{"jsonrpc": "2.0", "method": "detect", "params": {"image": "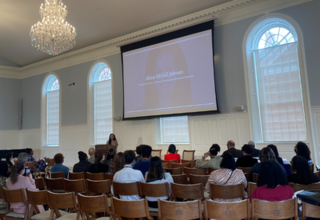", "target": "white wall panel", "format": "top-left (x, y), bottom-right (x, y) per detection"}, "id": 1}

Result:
top-left (0, 130), bottom-right (20, 150)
